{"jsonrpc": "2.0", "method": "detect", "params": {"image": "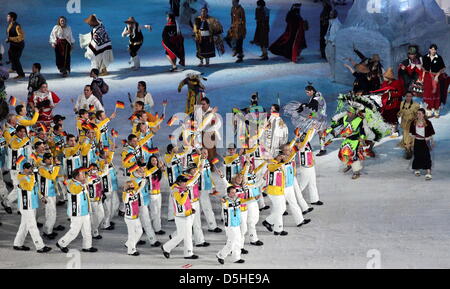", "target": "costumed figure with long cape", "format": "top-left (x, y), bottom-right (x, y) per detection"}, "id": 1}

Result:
top-left (162, 12), bottom-right (185, 72)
